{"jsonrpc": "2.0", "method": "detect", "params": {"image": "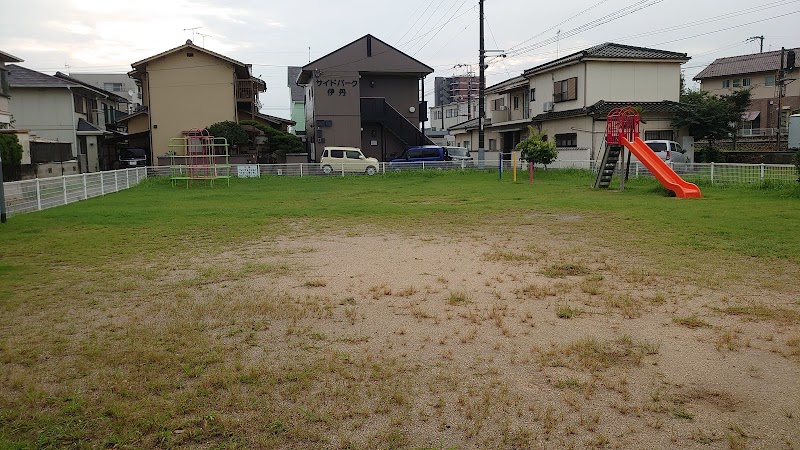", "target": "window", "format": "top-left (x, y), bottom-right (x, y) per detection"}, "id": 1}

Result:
top-left (346, 150), bottom-right (361, 159)
top-left (553, 77), bottom-right (577, 102)
top-left (330, 149), bottom-right (344, 158)
top-left (555, 133), bottom-right (577, 147)
top-left (74, 95), bottom-right (85, 114)
top-left (644, 130), bottom-right (674, 141)
top-left (743, 78), bottom-right (751, 87)
top-left (463, 141), bottom-right (470, 149)
top-left (732, 79), bottom-right (741, 87)
top-left (722, 80), bottom-right (730, 88)
top-left (765, 75), bottom-right (776, 86)
top-left (492, 98), bottom-right (505, 111)
top-left (0, 68), bottom-right (9, 97)
top-left (489, 139), bottom-right (497, 150)
top-left (530, 88), bottom-right (535, 101)
top-left (103, 82), bottom-right (124, 92)
top-left (513, 96), bottom-right (519, 110)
